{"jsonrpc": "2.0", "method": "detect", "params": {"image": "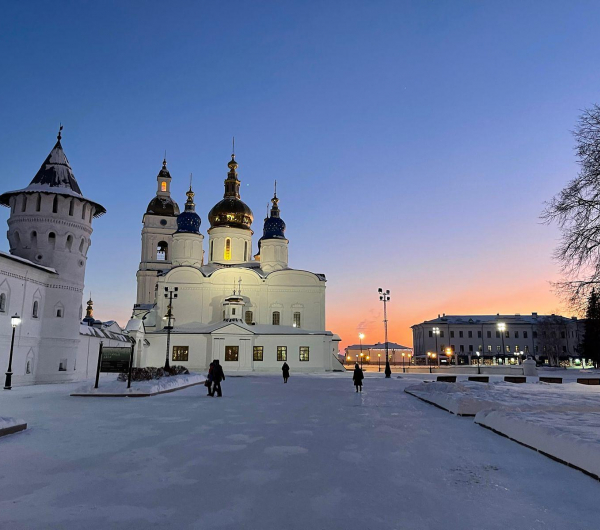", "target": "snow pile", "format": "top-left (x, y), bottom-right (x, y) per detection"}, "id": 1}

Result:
top-left (72, 372), bottom-right (204, 396)
top-left (476, 410), bottom-right (600, 479)
top-left (404, 381), bottom-right (498, 415)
